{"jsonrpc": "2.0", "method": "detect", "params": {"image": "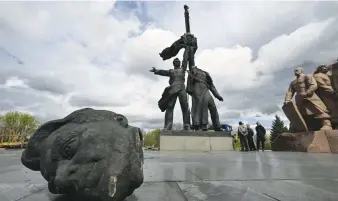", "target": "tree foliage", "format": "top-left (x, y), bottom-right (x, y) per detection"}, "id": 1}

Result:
top-left (270, 115), bottom-right (288, 145)
top-left (264, 135), bottom-right (272, 150)
top-left (0, 111), bottom-right (39, 139)
top-left (143, 129), bottom-right (160, 148)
